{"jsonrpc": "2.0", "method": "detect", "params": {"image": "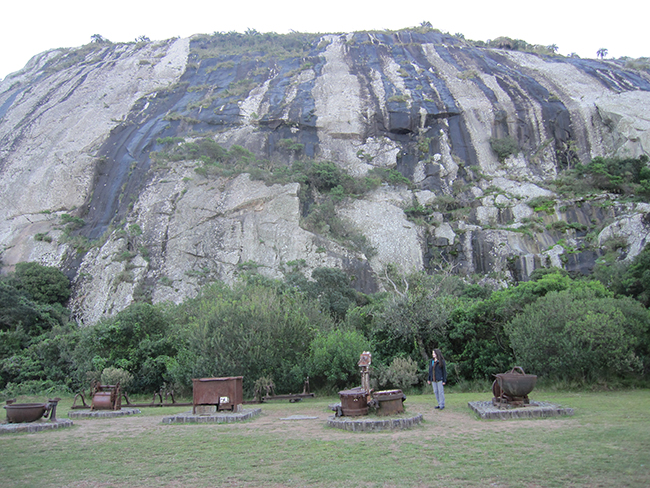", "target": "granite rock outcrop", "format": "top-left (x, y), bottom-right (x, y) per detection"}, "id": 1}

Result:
top-left (1, 29), bottom-right (649, 323)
